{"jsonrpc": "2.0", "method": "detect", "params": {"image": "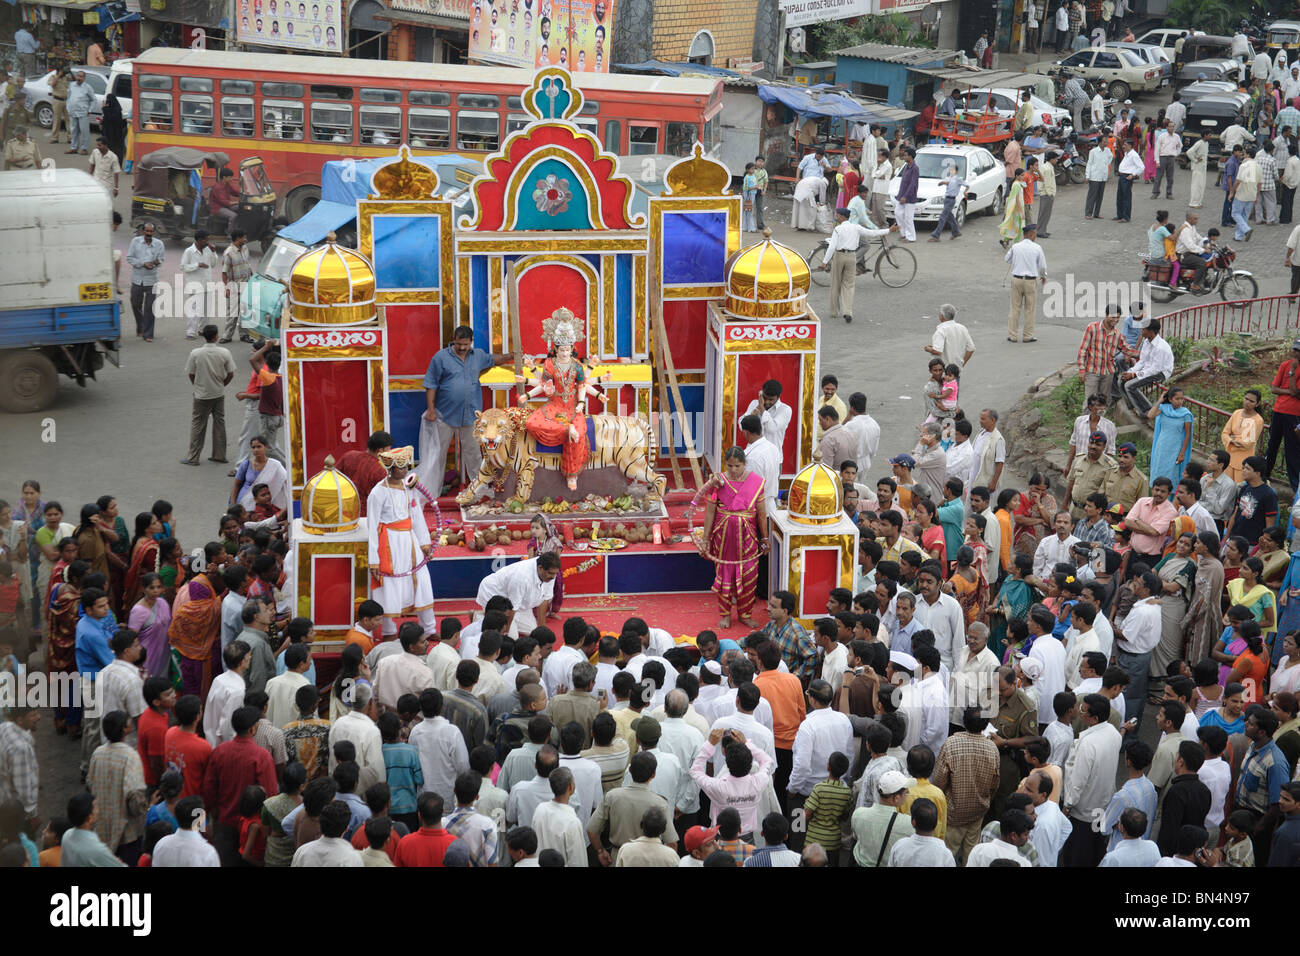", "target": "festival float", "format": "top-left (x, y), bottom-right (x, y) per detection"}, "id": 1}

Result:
top-left (284, 66), bottom-right (832, 643)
